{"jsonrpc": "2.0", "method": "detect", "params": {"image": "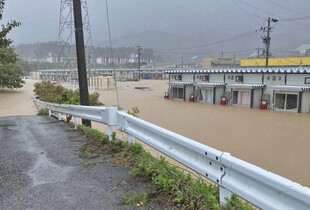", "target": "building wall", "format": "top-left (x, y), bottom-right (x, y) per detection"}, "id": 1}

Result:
top-left (287, 74), bottom-right (310, 86)
top-left (185, 85), bottom-right (194, 101)
top-left (182, 74), bottom-right (194, 82)
top-left (243, 74), bottom-right (263, 84)
top-left (253, 89), bottom-right (262, 108)
top-left (209, 74), bottom-right (225, 83)
top-left (264, 74), bottom-right (286, 86)
top-left (215, 87), bottom-right (224, 104)
top-left (225, 74), bottom-right (243, 84)
top-left (301, 92), bottom-right (310, 112)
